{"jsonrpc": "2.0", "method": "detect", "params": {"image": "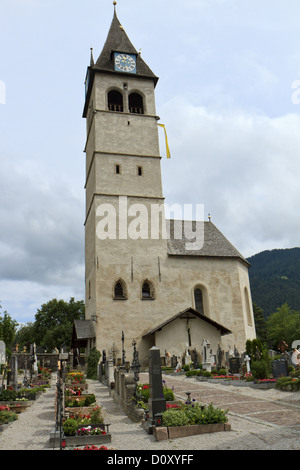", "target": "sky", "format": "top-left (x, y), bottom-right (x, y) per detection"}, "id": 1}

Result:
top-left (1, 0), bottom-right (300, 324)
